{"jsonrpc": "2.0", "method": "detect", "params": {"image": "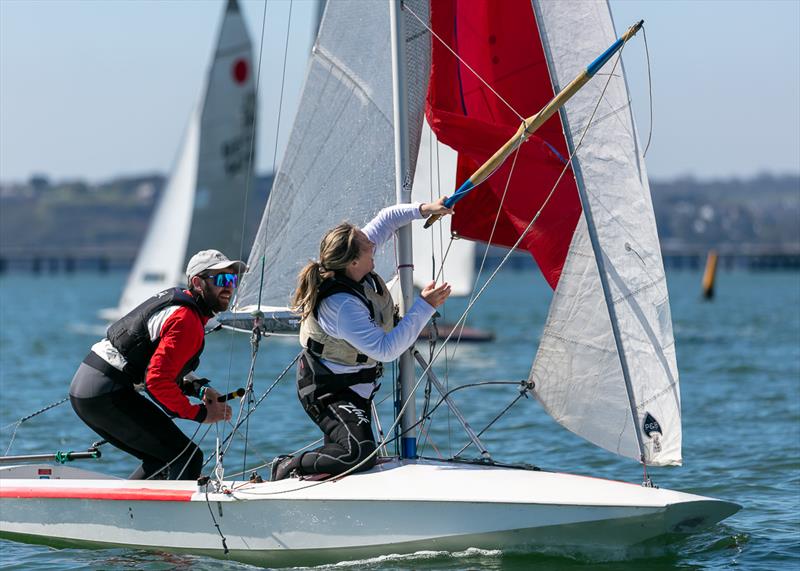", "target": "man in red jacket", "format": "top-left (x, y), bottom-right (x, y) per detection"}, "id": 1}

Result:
top-left (69, 250), bottom-right (244, 480)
